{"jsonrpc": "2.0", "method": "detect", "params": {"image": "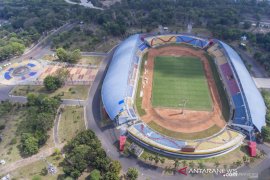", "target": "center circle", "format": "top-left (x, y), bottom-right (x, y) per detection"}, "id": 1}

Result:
top-left (12, 66), bottom-right (30, 77)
